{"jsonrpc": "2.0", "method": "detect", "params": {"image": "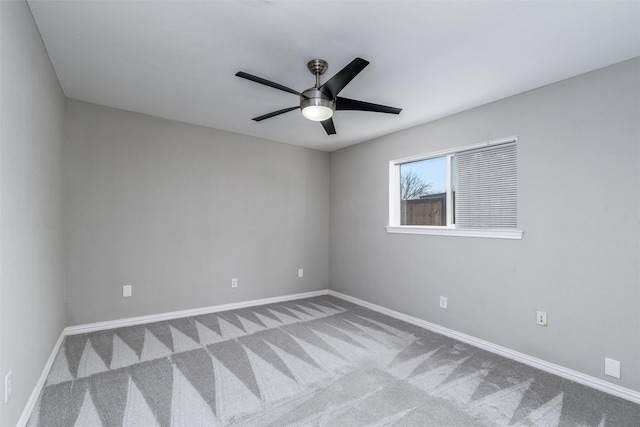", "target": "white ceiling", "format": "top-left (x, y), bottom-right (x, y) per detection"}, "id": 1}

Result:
top-left (28, 1), bottom-right (640, 152)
